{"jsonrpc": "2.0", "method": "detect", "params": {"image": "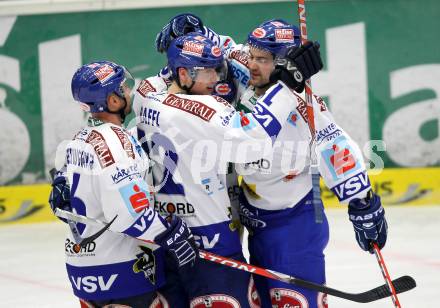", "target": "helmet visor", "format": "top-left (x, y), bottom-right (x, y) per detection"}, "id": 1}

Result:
top-left (117, 68), bottom-right (136, 102)
top-left (192, 60), bottom-right (228, 83)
